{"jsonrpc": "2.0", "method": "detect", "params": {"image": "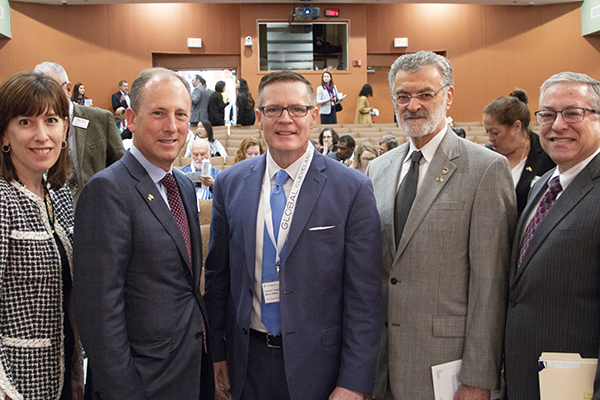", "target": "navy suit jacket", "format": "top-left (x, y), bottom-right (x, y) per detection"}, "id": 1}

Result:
top-left (74, 151), bottom-right (212, 400)
top-left (111, 91), bottom-right (129, 111)
top-left (204, 151), bottom-right (383, 400)
top-left (505, 153), bottom-right (600, 400)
